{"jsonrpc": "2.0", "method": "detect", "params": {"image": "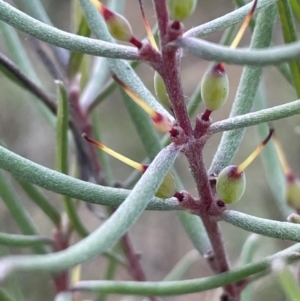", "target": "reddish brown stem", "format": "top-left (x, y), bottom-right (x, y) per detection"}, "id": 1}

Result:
top-left (121, 234), bottom-right (160, 301)
top-left (53, 227), bottom-right (69, 292)
top-left (130, 36), bottom-right (143, 49)
top-left (121, 234), bottom-right (147, 281)
top-left (202, 109), bottom-right (212, 121)
top-left (152, 1), bottom-right (237, 298)
top-left (152, 0), bottom-right (169, 47)
top-left (68, 77), bottom-right (102, 180)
